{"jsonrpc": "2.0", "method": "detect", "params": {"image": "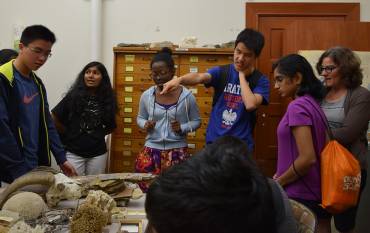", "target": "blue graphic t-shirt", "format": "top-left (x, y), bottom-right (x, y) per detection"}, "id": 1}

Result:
top-left (206, 64), bottom-right (269, 150)
top-left (14, 68), bottom-right (40, 169)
